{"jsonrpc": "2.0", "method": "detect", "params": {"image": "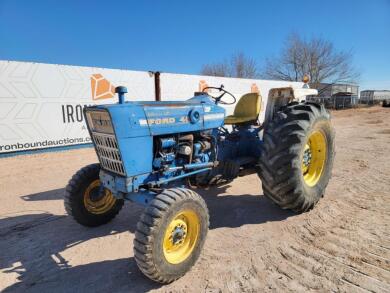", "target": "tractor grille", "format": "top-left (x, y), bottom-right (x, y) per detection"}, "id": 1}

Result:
top-left (91, 132), bottom-right (126, 176)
